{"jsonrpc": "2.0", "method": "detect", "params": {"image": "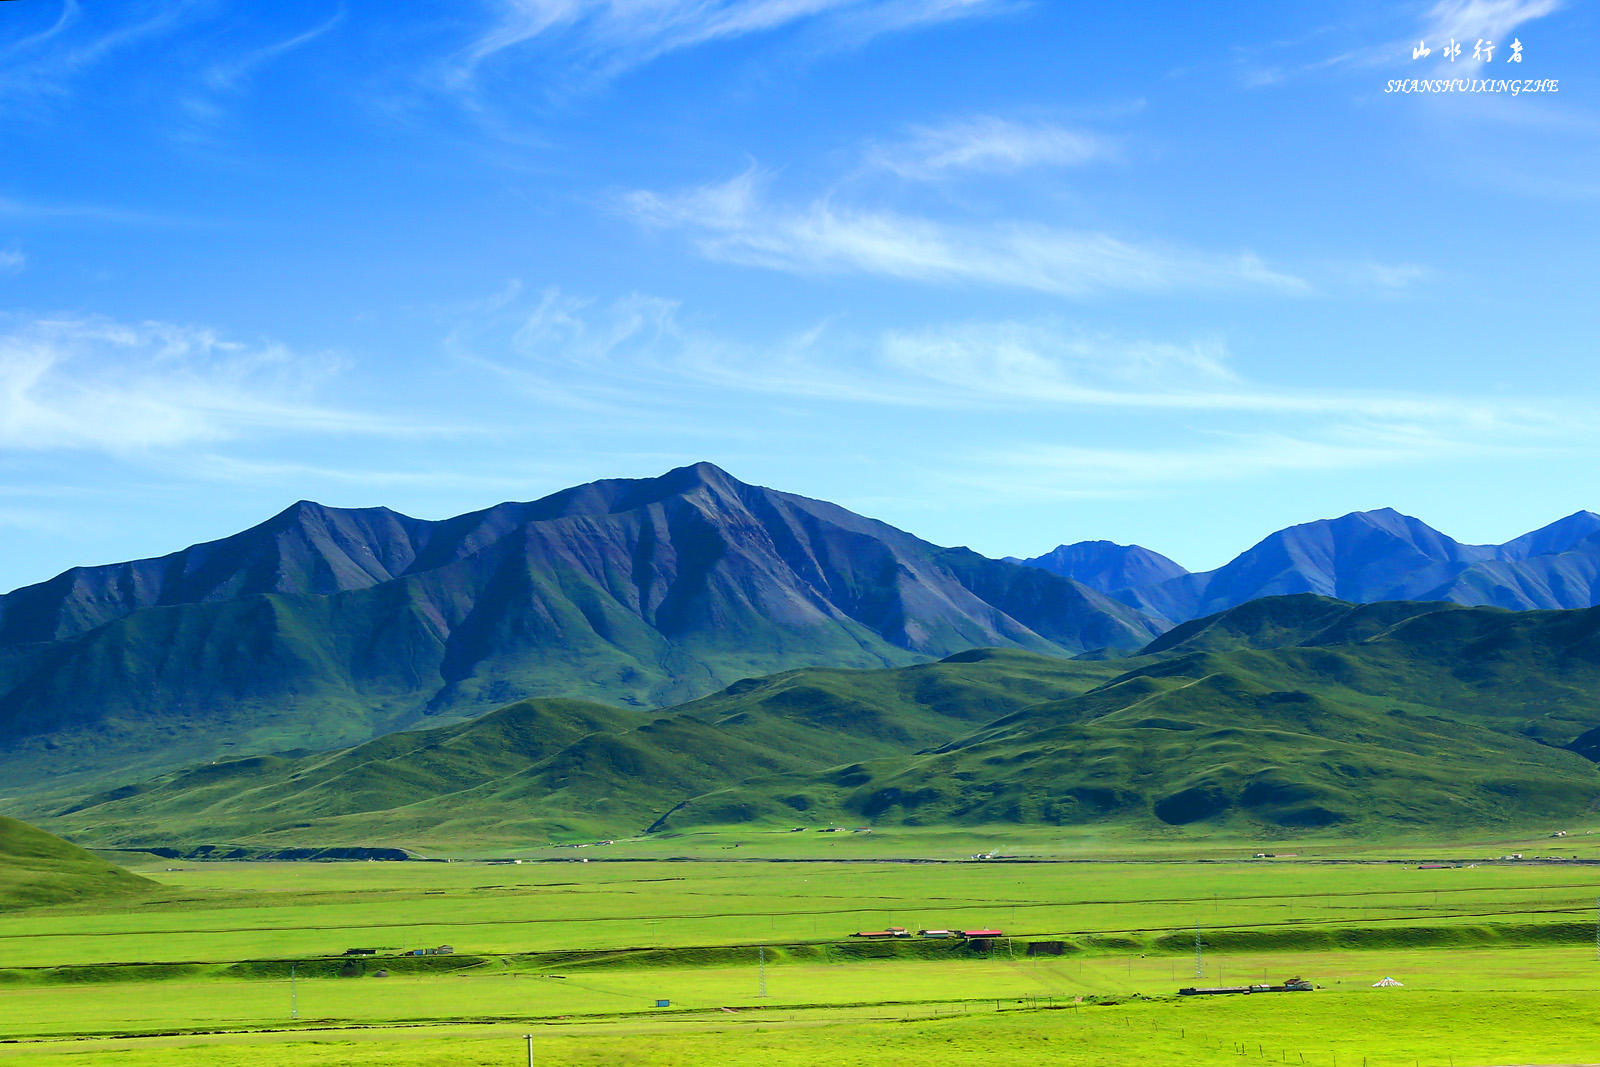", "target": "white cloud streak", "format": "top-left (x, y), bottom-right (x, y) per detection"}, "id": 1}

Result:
top-left (0, 0), bottom-right (81, 61)
top-left (0, 249), bottom-right (23, 276)
top-left (464, 287), bottom-right (1571, 440)
top-left (838, 319), bottom-right (1550, 423)
top-left (1424, 0), bottom-right (1562, 47)
top-left (0, 195), bottom-right (176, 225)
top-left (623, 169), bottom-right (1309, 297)
top-left (865, 117), bottom-right (1113, 179)
top-left (959, 423), bottom-right (1549, 501)
top-left (0, 315), bottom-right (400, 454)
top-left (456, 0), bottom-right (998, 80)
top-left (1234, 1), bottom-right (1562, 87)
top-left (0, 1), bottom-right (198, 106)
top-left (200, 7), bottom-right (344, 94)
top-left (449, 285), bottom-right (1582, 501)
top-left (175, 7), bottom-right (344, 137)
